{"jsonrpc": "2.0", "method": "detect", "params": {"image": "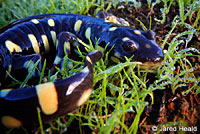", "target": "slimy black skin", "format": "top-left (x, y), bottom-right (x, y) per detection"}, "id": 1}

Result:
top-left (0, 13), bottom-right (164, 128)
